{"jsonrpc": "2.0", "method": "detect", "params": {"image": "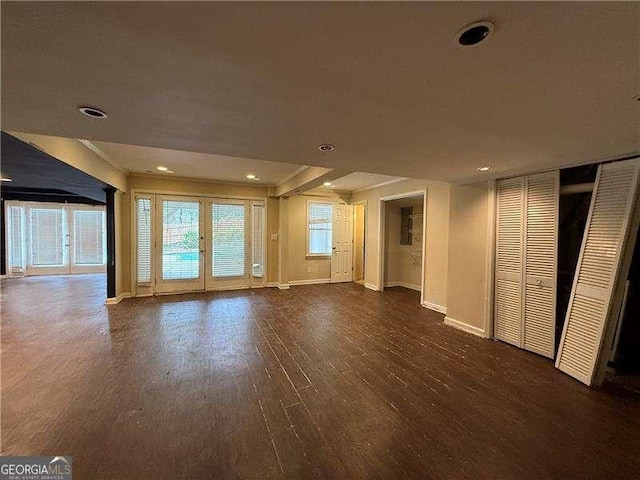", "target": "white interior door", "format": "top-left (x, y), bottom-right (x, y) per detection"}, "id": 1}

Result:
top-left (523, 171), bottom-right (559, 358)
top-left (331, 204), bottom-right (353, 283)
top-left (495, 177), bottom-right (524, 347)
top-left (556, 158), bottom-right (640, 385)
top-left (155, 196), bottom-right (205, 294)
top-left (26, 205), bottom-right (70, 275)
top-left (206, 200), bottom-right (250, 290)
